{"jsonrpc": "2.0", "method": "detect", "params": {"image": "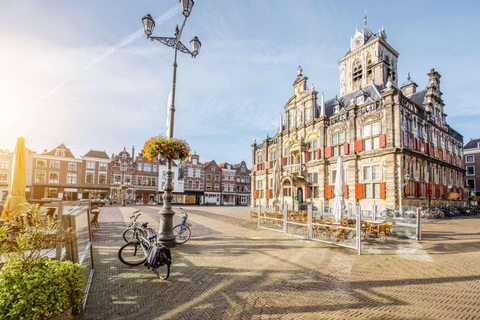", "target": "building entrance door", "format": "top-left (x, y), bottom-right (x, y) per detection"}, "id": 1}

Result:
top-left (297, 187), bottom-right (303, 203)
